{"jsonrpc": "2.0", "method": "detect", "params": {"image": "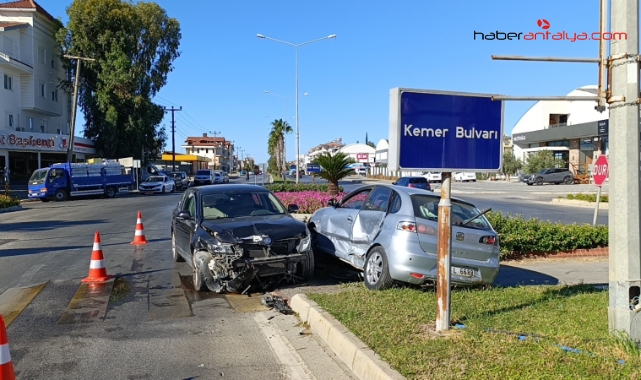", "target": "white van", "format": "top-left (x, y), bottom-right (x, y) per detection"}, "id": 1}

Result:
top-left (454, 172), bottom-right (476, 182)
